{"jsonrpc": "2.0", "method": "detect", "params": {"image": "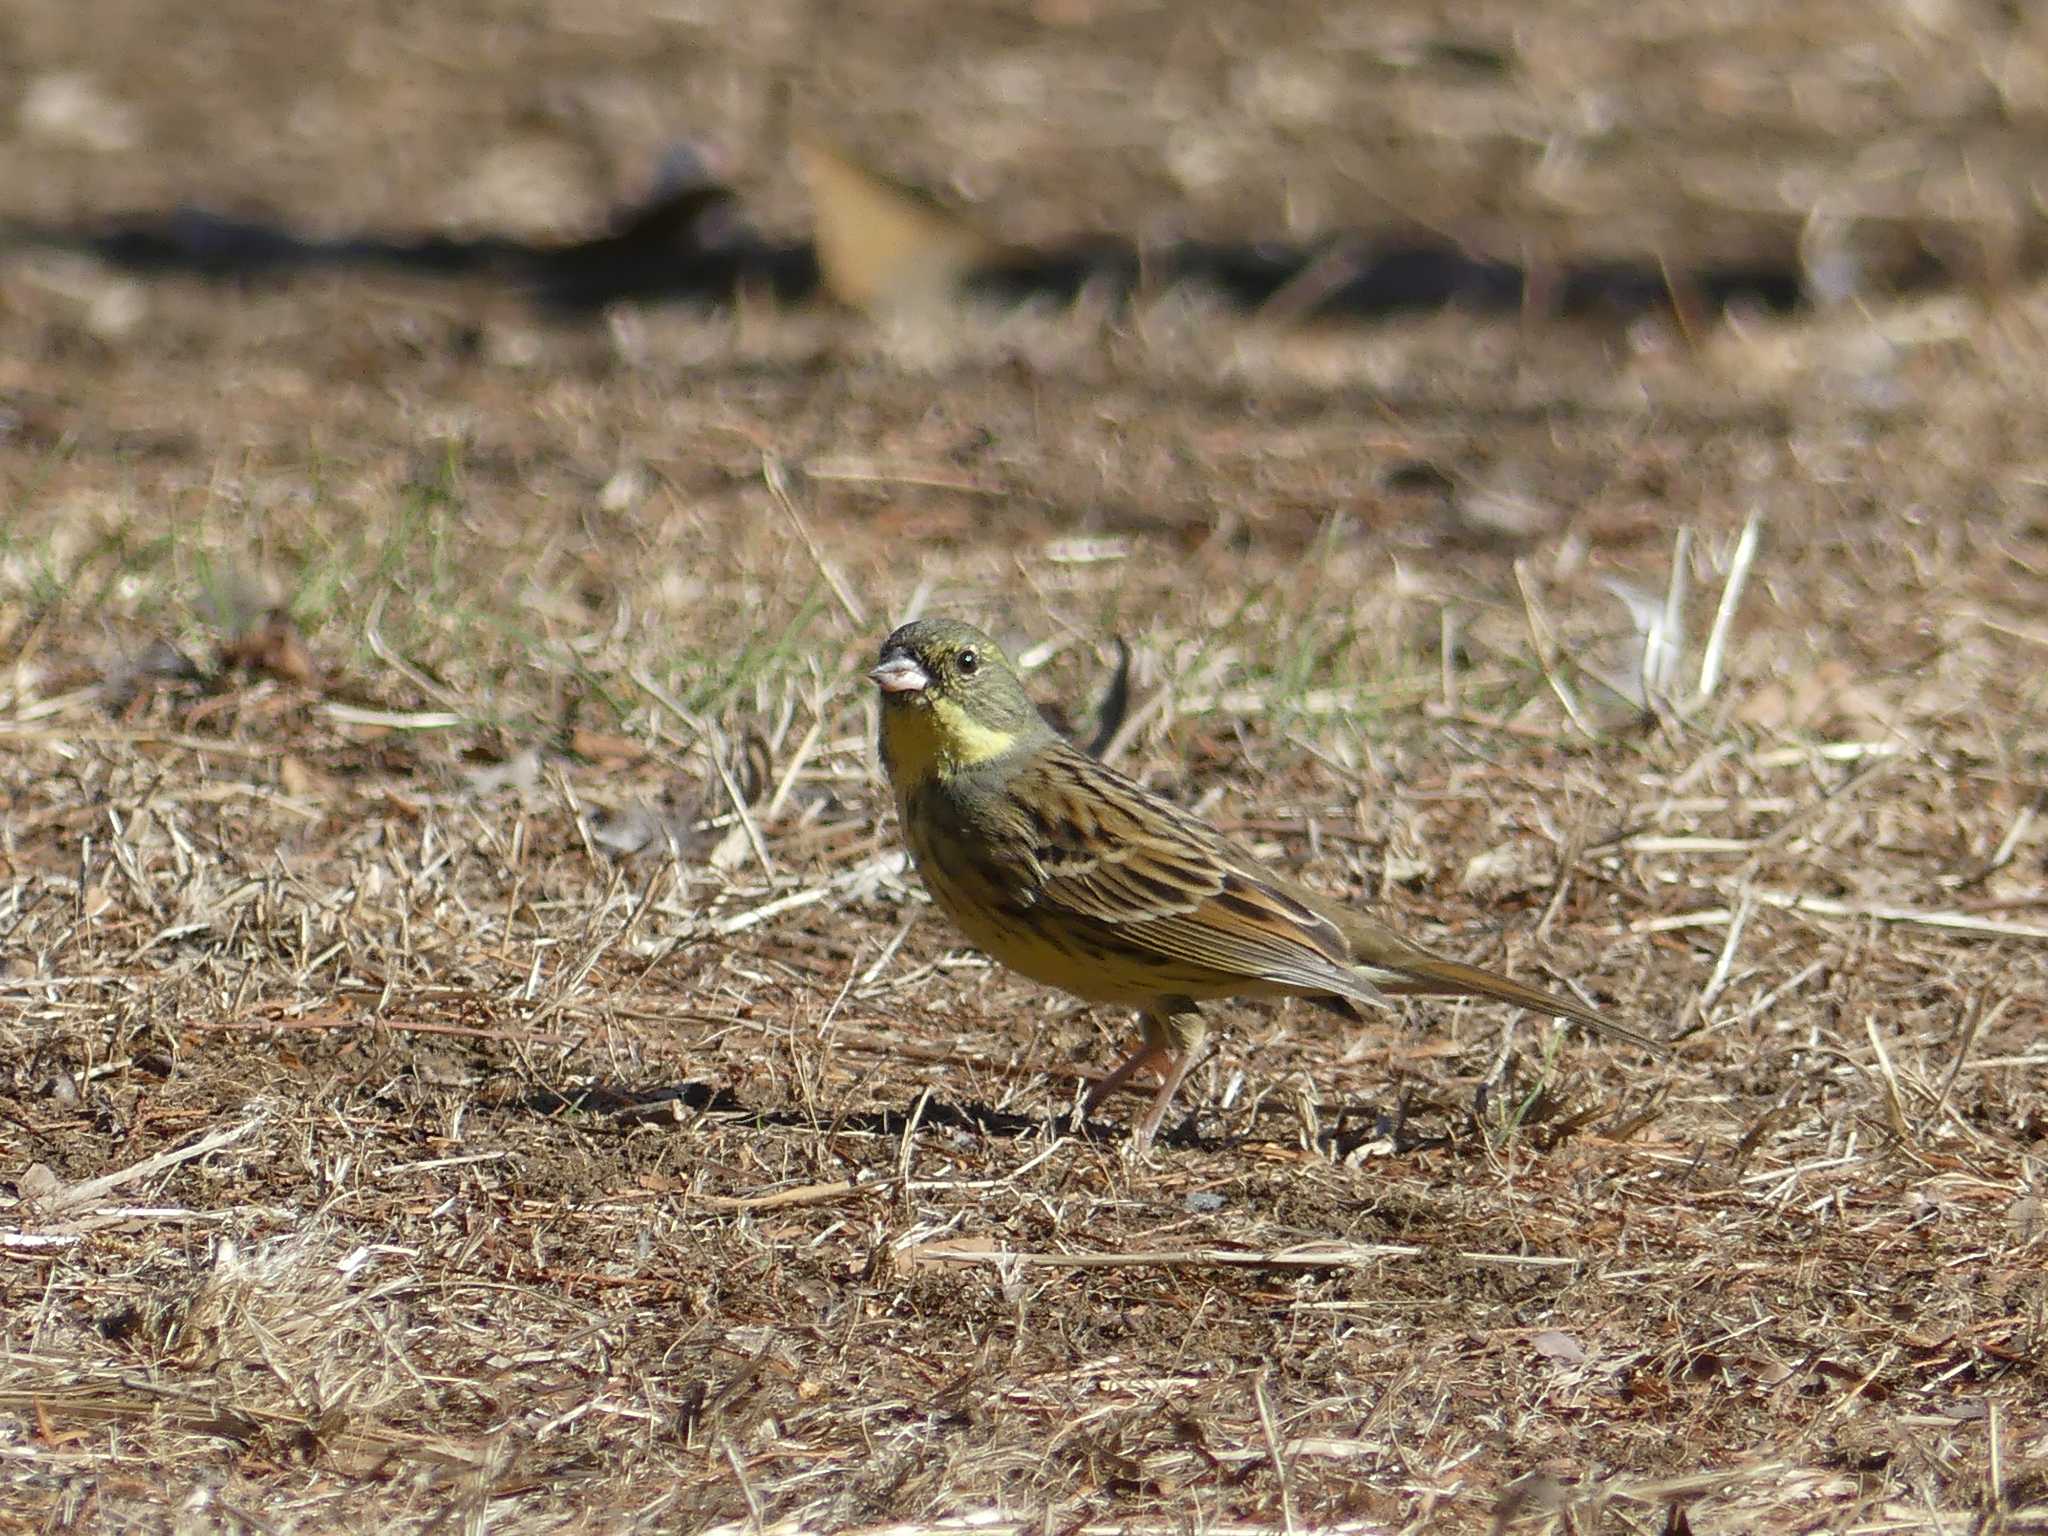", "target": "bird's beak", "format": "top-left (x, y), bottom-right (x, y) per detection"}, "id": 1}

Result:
top-left (869, 655), bottom-right (929, 695)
